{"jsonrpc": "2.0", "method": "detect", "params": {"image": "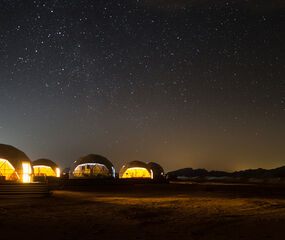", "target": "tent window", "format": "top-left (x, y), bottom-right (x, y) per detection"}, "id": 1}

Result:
top-left (73, 163), bottom-right (110, 177)
top-left (0, 158), bottom-right (19, 181)
top-left (122, 167), bottom-right (151, 179)
top-left (33, 165), bottom-right (56, 177)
